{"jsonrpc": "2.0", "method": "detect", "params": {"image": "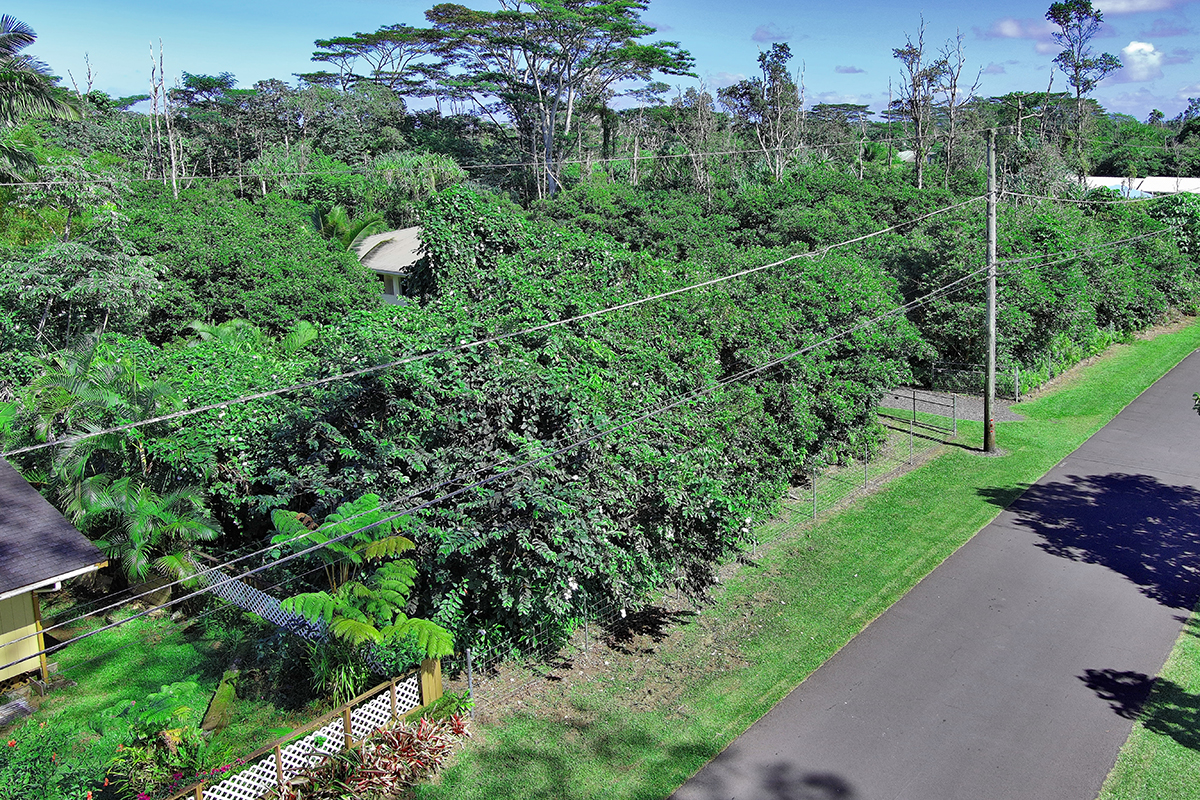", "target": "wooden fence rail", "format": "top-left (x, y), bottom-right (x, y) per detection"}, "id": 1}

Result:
top-left (167, 658), bottom-right (442, 800)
